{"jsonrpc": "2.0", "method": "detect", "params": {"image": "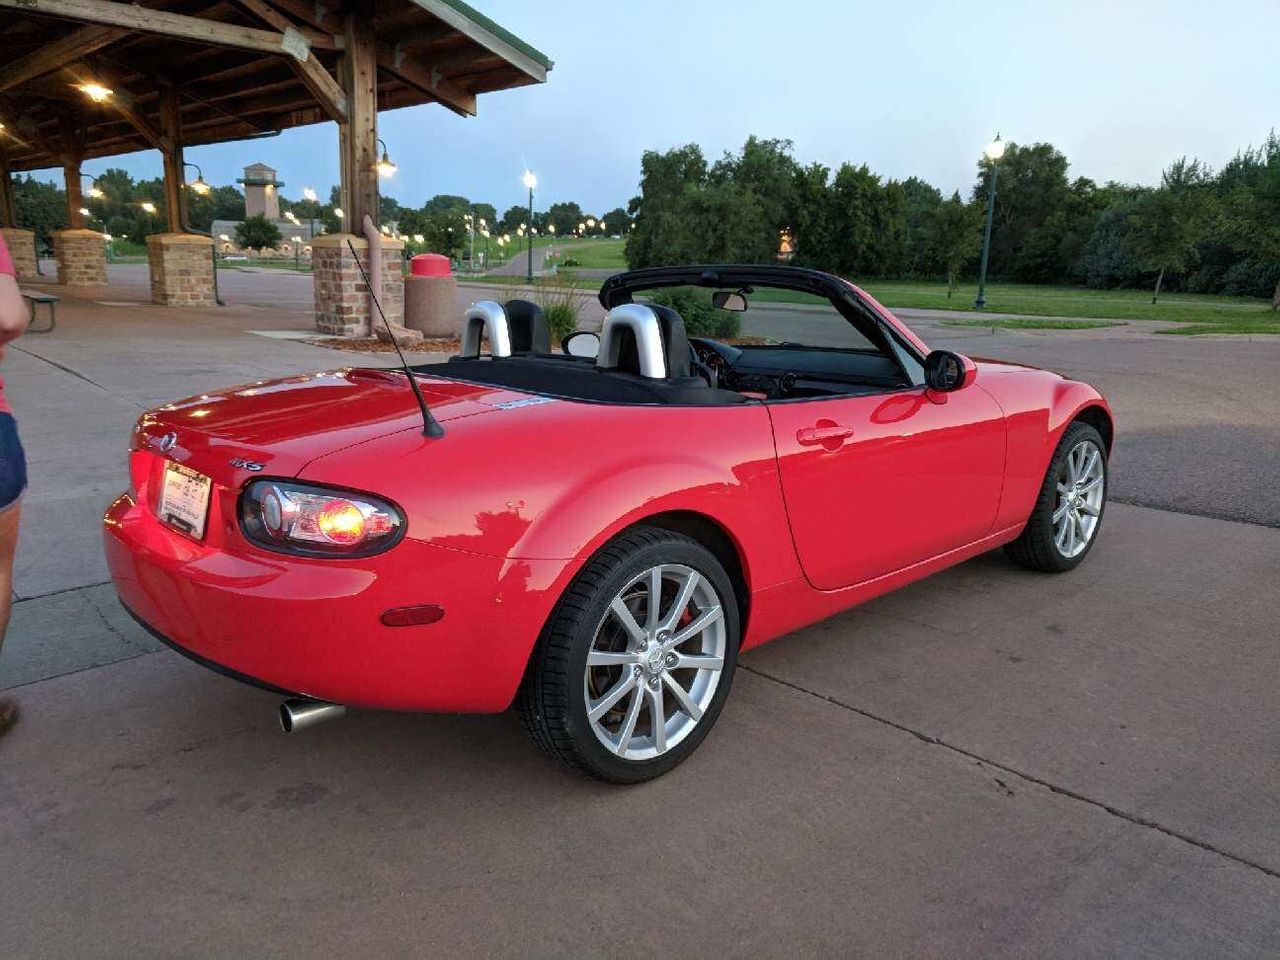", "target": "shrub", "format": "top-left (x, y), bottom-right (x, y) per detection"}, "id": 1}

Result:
top-left (513, 281), bottom-right (590, 344)
top-left (649, 287), bottom-right (742, 339)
